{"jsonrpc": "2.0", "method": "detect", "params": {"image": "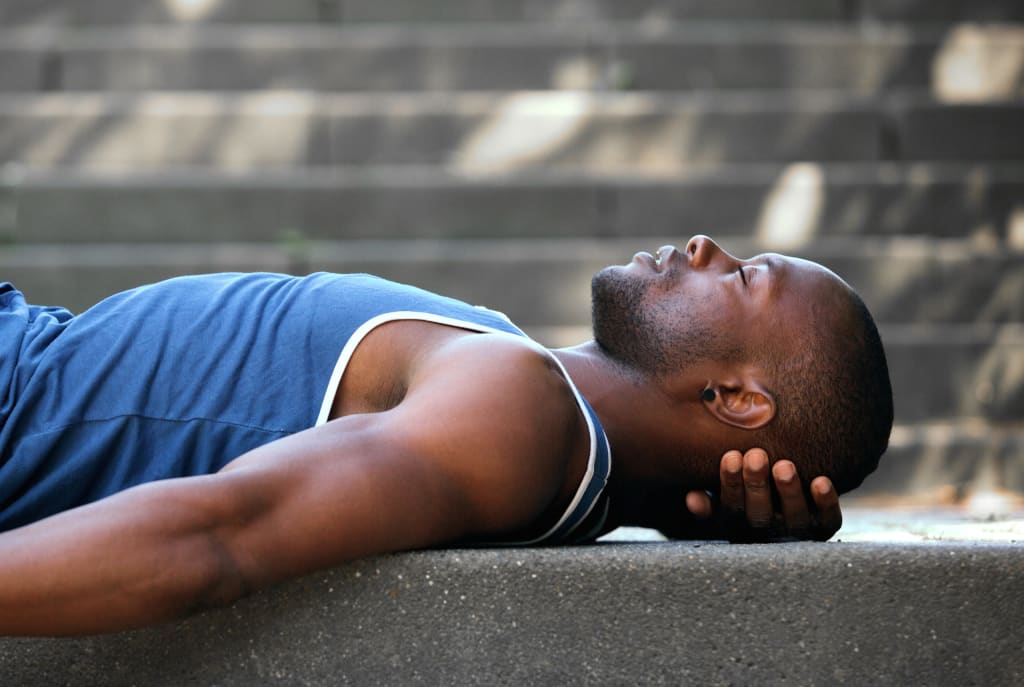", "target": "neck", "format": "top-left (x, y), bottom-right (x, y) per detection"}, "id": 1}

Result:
top-left (552, 340), bottom-right (728, 531)
top-left (550, 340), bottom-right (711, 489)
